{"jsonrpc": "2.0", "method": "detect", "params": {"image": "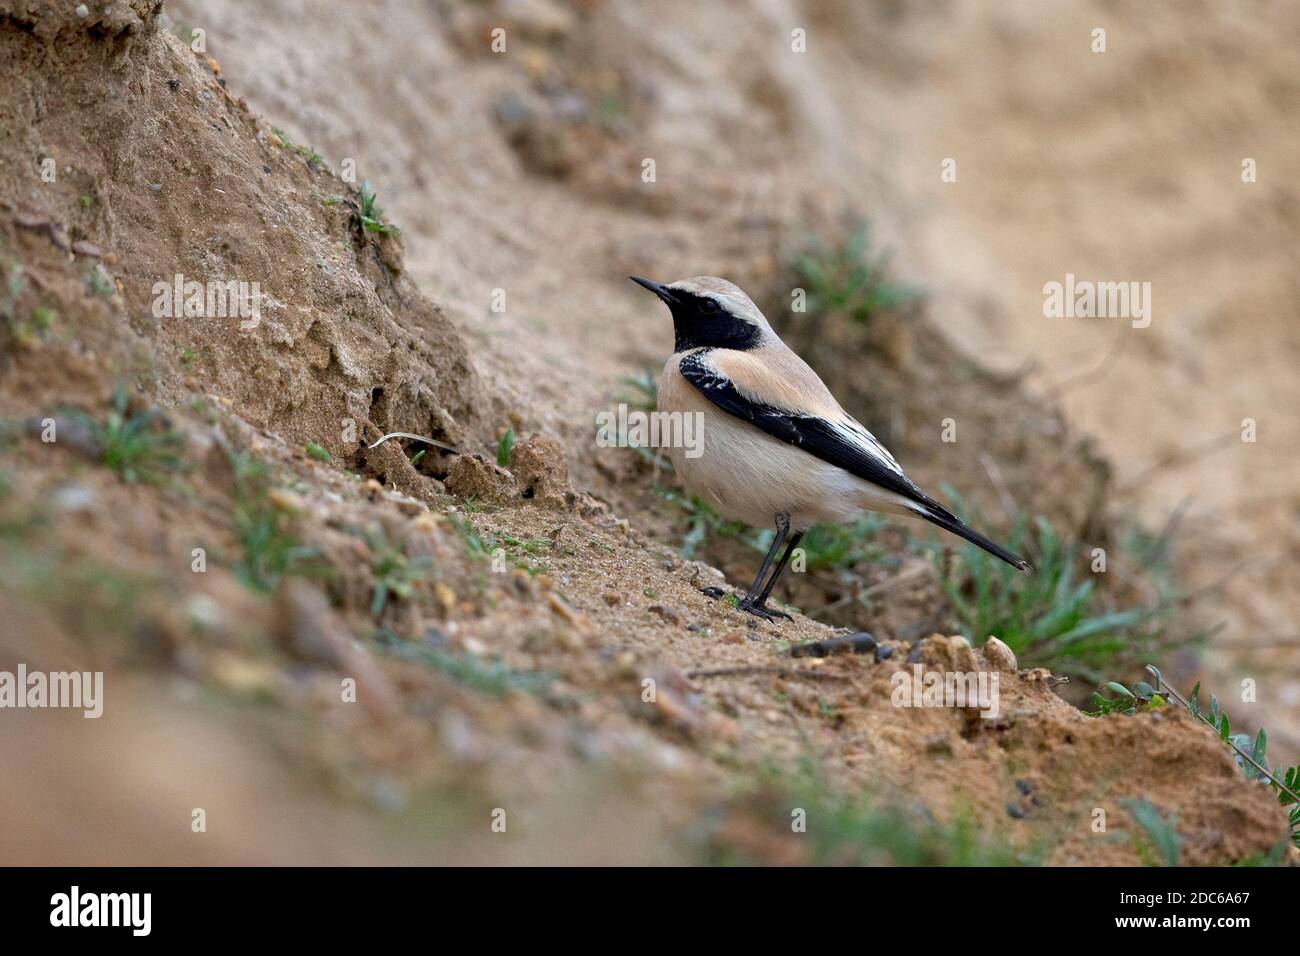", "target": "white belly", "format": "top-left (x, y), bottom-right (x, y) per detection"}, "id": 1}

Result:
top-left (657, 363), bottom-right (913, 531)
